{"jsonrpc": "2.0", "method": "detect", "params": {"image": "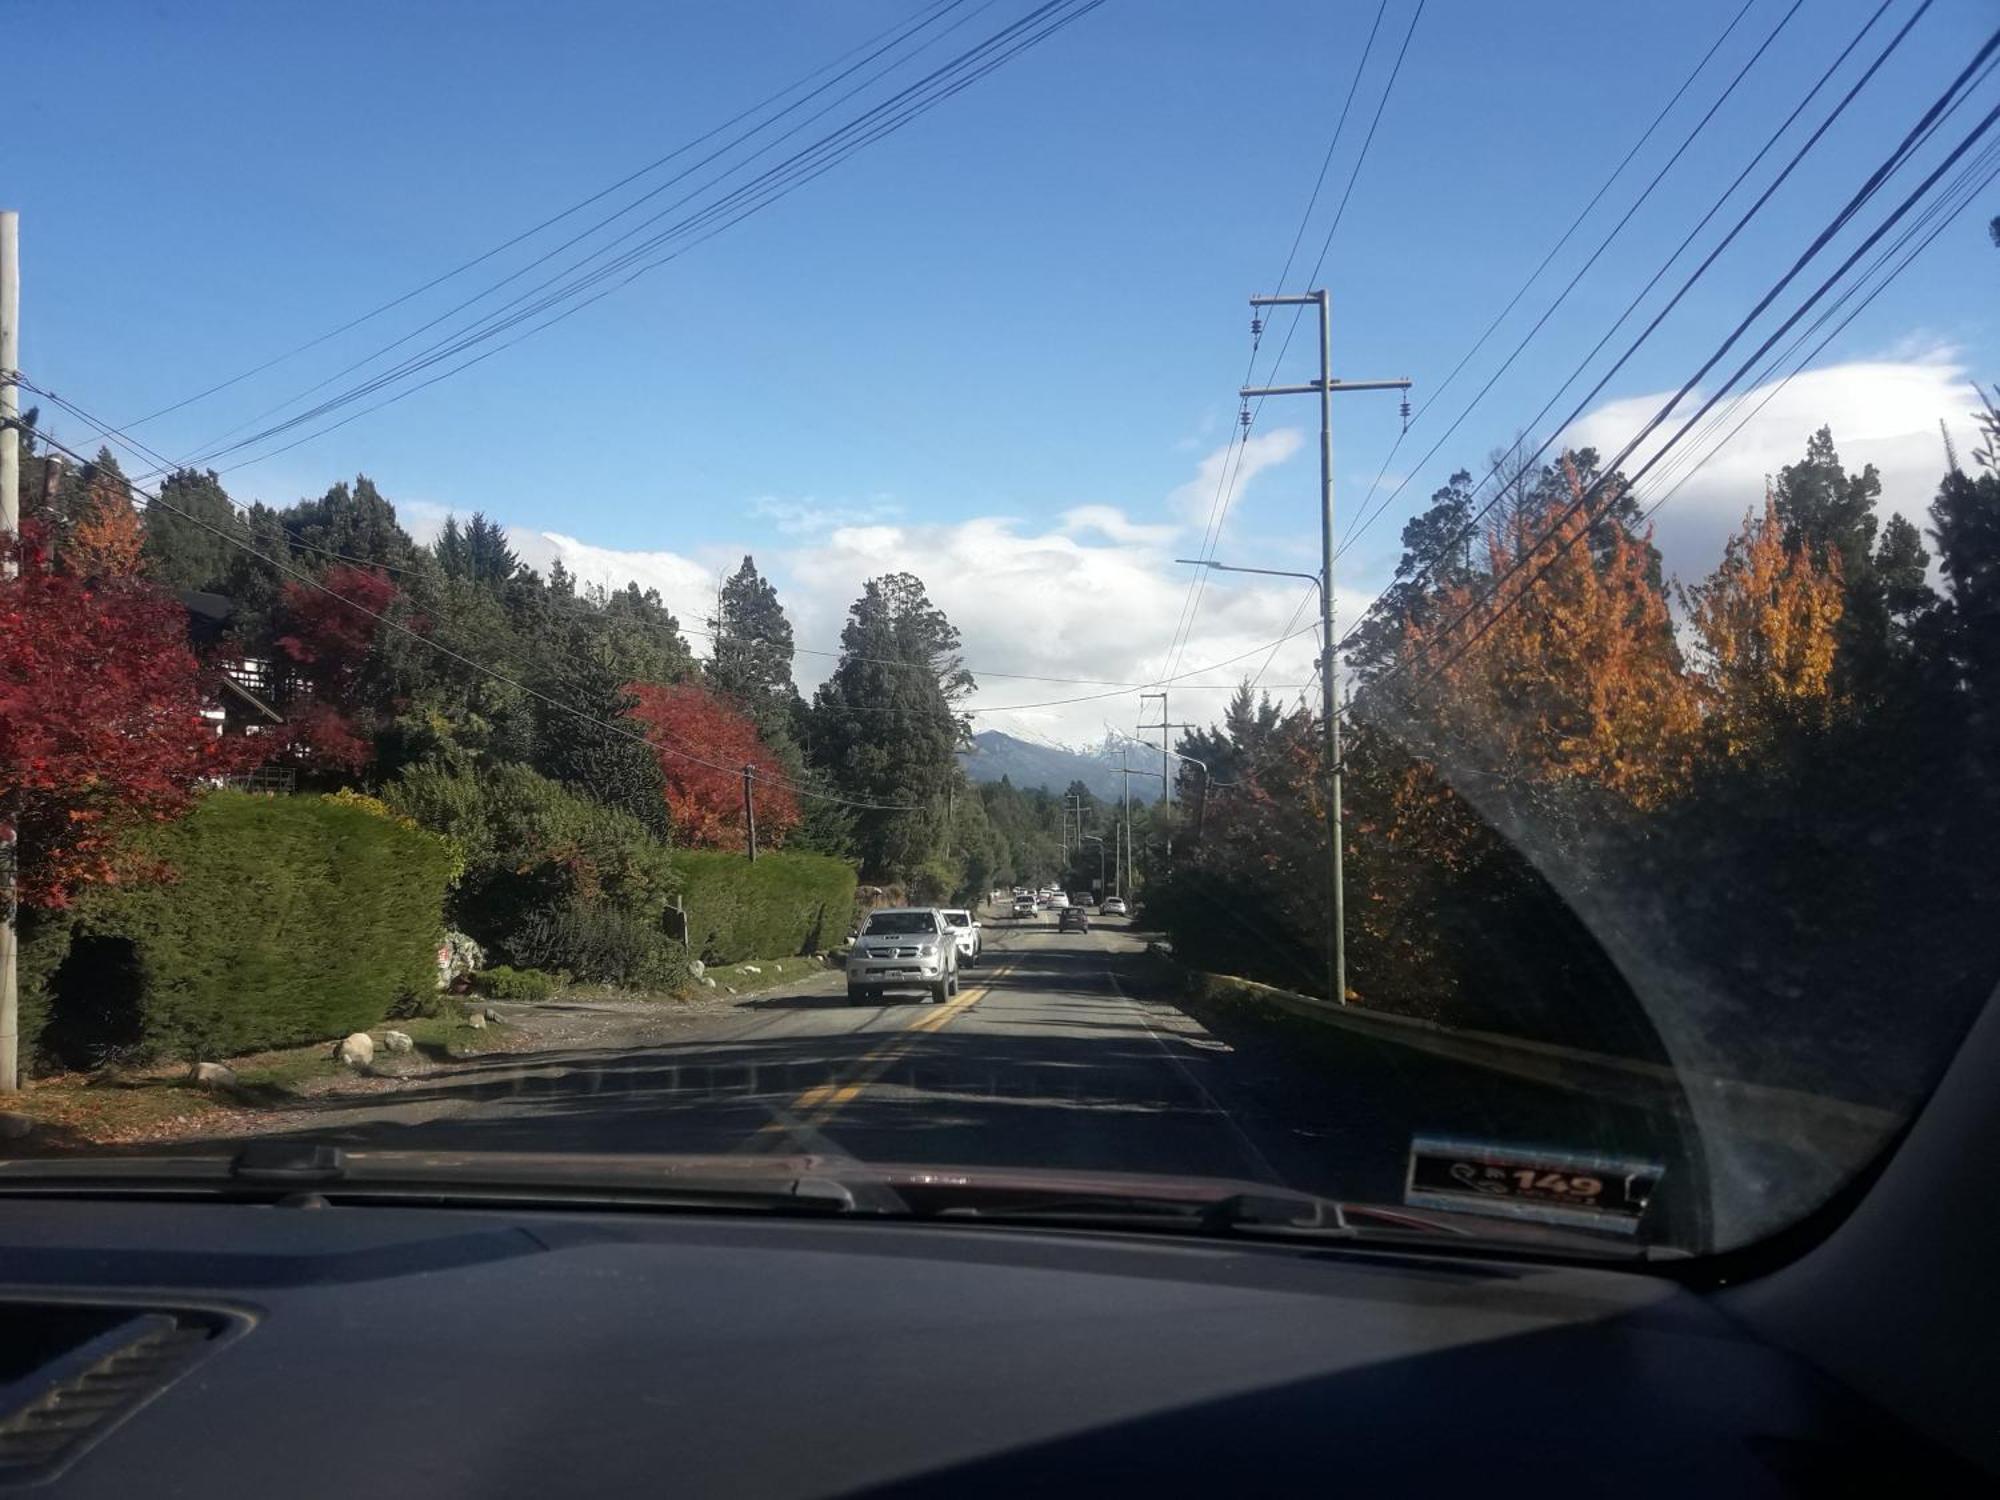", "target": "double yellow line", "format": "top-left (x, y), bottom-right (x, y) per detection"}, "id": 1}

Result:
top-left (747, 953), bottom-right (1016, 1150)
